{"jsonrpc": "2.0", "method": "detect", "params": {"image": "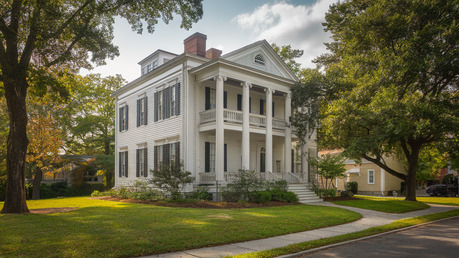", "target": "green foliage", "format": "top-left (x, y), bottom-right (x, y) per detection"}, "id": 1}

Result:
top-left (149, 163), bottom-right (193, 200)
top-left (345, 182), bottom-right (358, 194)
top-left (279, 192), bottom-right (299, 203)
top-left (309, 153), bottom-right (346, 190)
top-left (413, 144), bottom-right (448, 183)
top-left (340, 190), bottom-right (354, 198)
top-left (222, 169), bottom-right (265, 202)
top-left (248, 191), bottom-right (272, 204)
top-left (316, 188), bottom-right (337, 198)
top-left (271, 43), bottom-right (304, 75)
top-left (189, 188), bottom-right (213, 201)
top-left (266, 180), bottom-right (288, 192)
top-left (294, 0), bottom-right (458, 201)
